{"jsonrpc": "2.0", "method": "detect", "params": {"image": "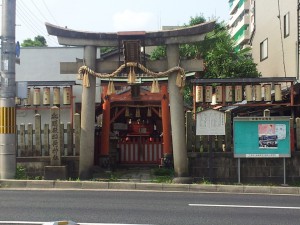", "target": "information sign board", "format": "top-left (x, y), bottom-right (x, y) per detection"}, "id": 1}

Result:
top-left (233, 117), bottom-right (291, 158)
